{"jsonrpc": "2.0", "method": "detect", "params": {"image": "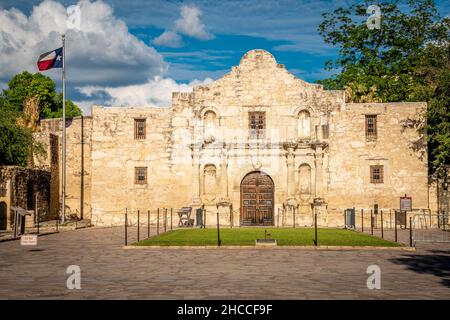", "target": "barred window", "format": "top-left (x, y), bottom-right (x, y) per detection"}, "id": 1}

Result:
top-left (248, 112), bottom-right (265, 138)
top-left (134, 167), bottom-right (147, 185)
top-left (365, 115), bottom-right (377, 140)
top-left (134, 119), bottom-right (146, 140)
top-left (370, 165), bottom-right (384, 184)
